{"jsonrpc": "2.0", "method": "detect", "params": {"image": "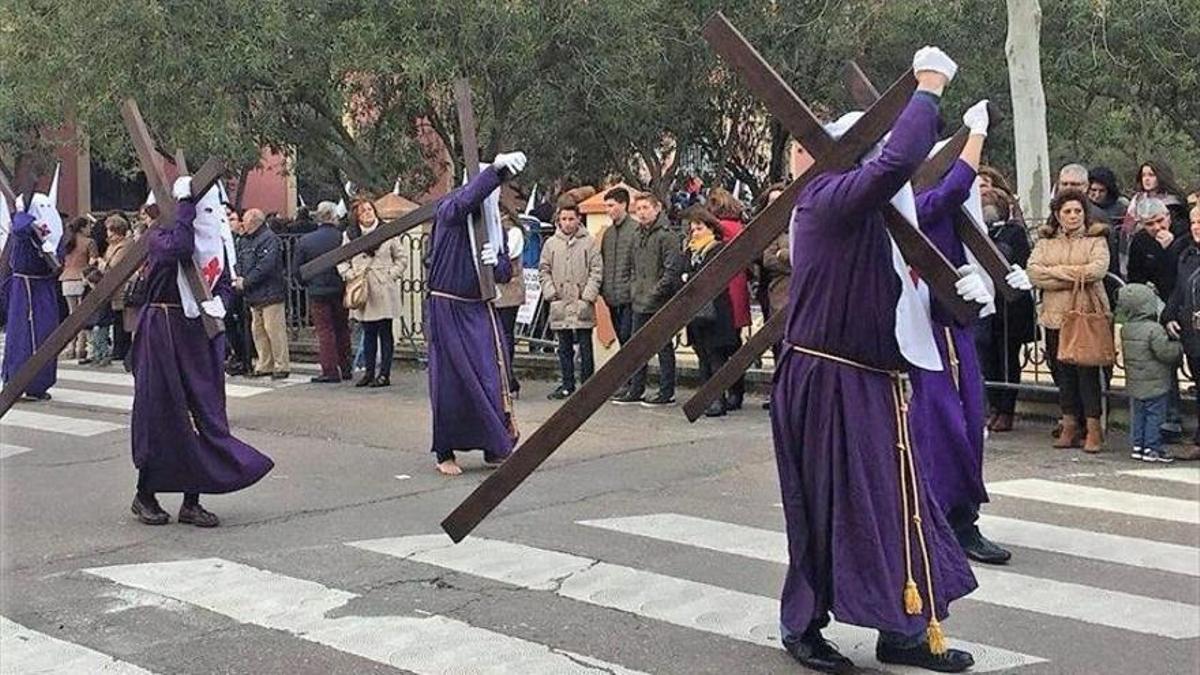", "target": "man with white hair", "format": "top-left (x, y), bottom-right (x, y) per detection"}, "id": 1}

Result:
top-left (1128, 197), bottom-right (1186, 301)
top-left (771, 48), bottom-right (979, 672)
top-left (292, 201), bottom-right (352, 382)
